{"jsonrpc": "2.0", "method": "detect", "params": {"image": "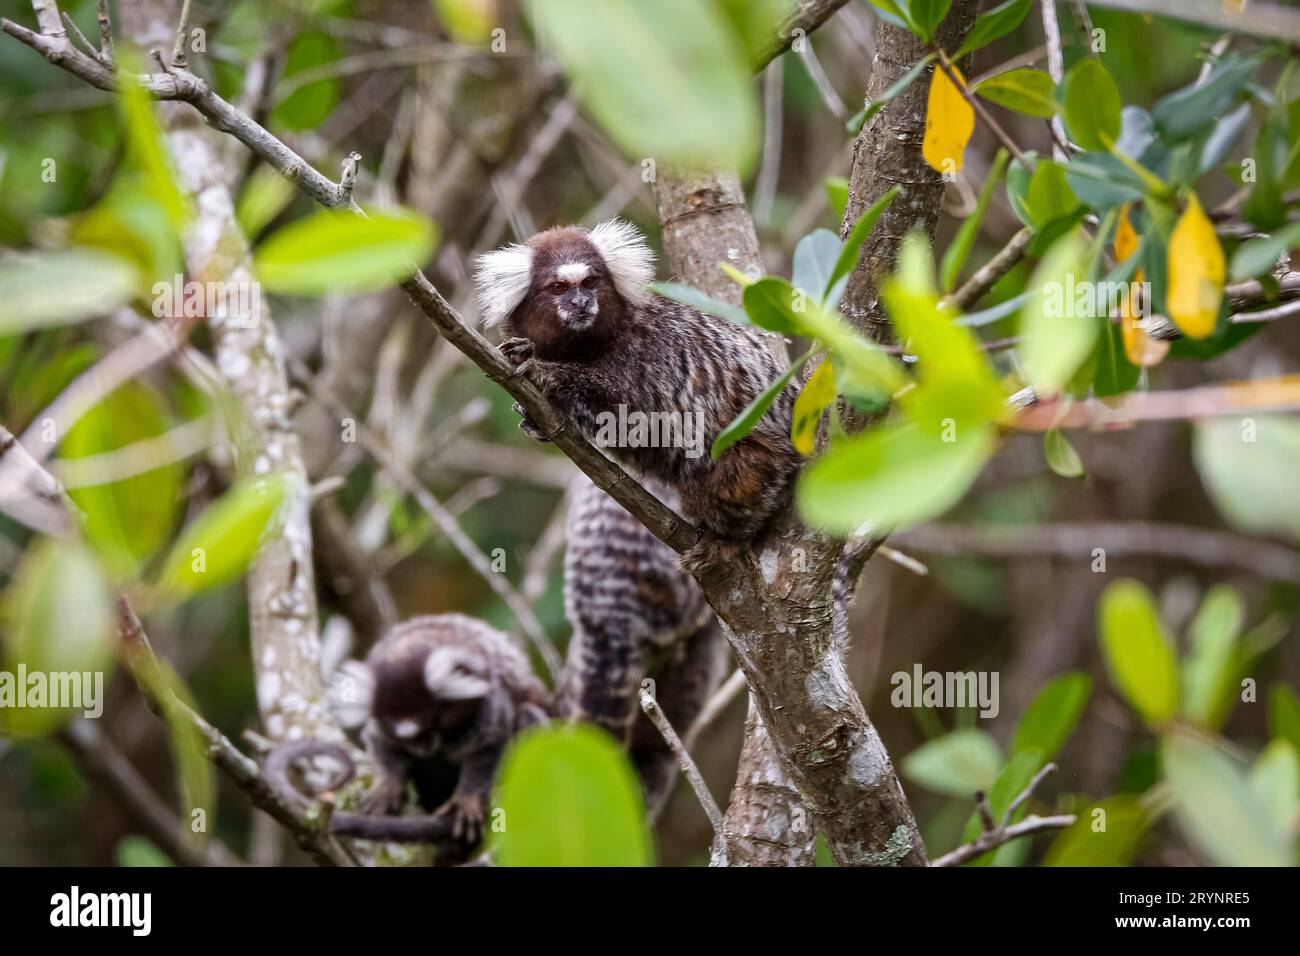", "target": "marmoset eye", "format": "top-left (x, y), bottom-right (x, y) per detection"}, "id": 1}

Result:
top-left (549, 281), bottom-right (567, 294)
